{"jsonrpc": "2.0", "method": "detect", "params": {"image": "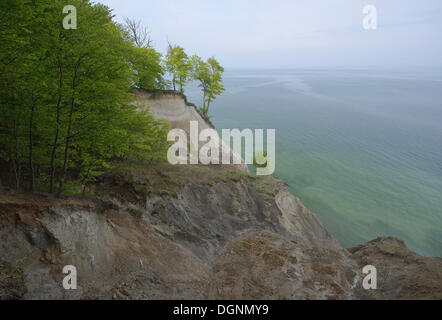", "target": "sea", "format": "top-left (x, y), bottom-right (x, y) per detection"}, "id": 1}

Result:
top-left (185, 67), bottom-right (442, 257)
